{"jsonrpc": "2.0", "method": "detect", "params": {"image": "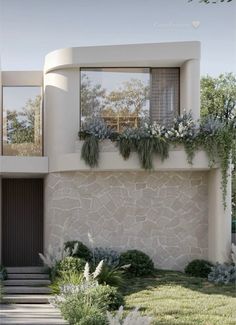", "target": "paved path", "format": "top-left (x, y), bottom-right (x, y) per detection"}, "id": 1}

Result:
top-left (0, 304), bottom-right (68, 325)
